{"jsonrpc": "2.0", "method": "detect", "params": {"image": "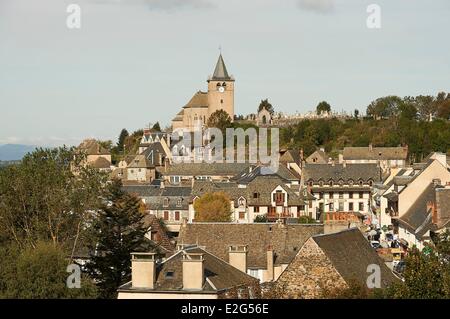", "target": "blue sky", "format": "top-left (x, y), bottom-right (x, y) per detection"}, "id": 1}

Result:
top-left (0, 0), bottom-right (449, 146)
